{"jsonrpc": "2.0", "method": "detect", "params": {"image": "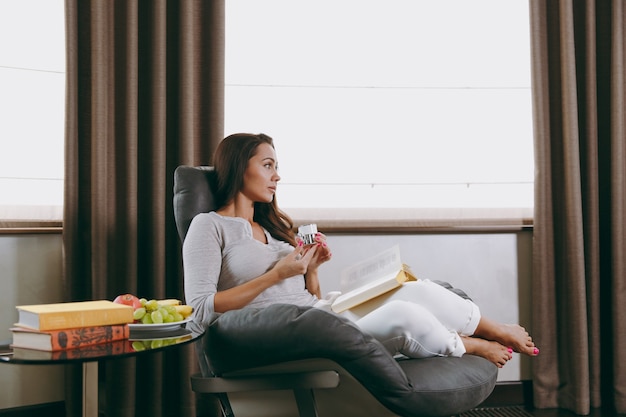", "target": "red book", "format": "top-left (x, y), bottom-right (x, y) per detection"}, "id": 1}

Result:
top-left (10, 324), bottom-right (129, 351)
